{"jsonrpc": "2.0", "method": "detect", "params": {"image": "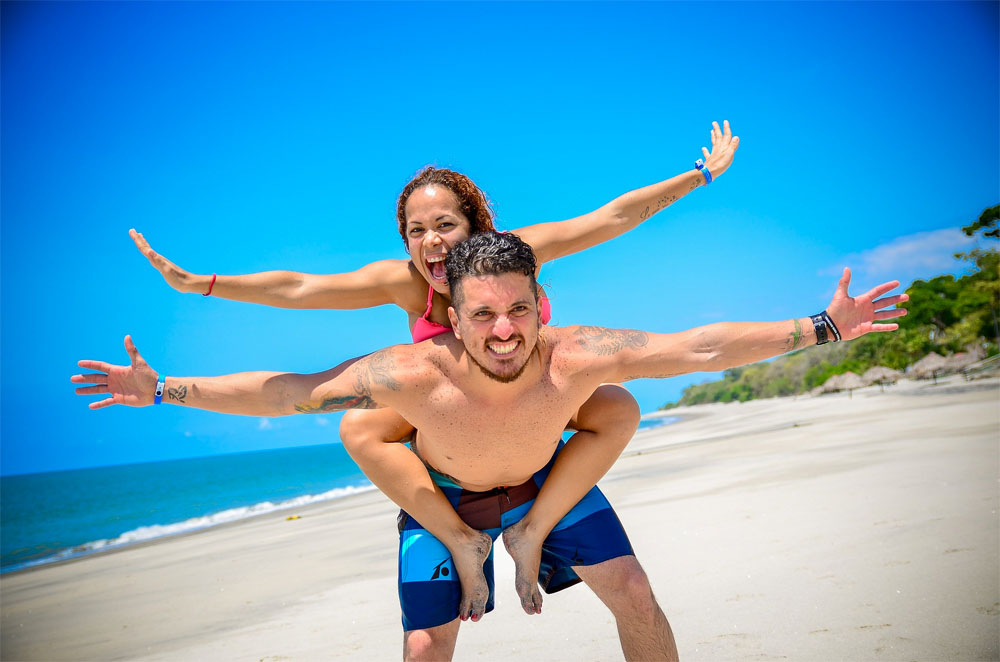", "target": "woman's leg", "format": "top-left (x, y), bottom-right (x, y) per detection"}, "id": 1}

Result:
top-left (501, 383), bottom-right (641, 614)
top-left (340, 408), bottom-right (492, 622)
